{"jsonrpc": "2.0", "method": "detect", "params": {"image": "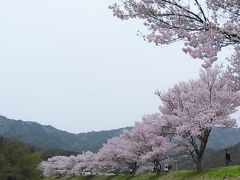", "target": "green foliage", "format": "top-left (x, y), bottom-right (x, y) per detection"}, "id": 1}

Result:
top-left (205, 166), bottom-right (240, 178)
top-left (0, 136), bottom-right (42, 180)
top-left (172, 166), bottom-right (240, 180)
